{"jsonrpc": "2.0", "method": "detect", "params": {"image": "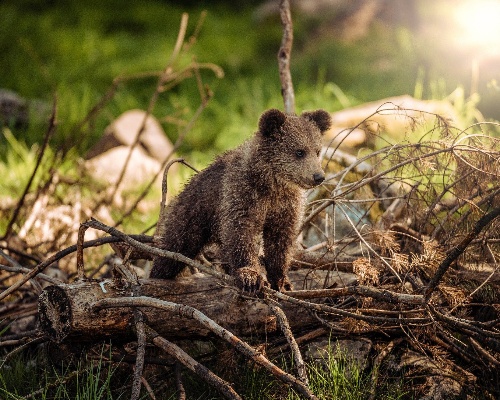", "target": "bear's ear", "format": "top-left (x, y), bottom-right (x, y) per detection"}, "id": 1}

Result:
top-left (301, 109), bottom-right (331, 134)
top-left (259, 109), bottom-right (287, 137)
